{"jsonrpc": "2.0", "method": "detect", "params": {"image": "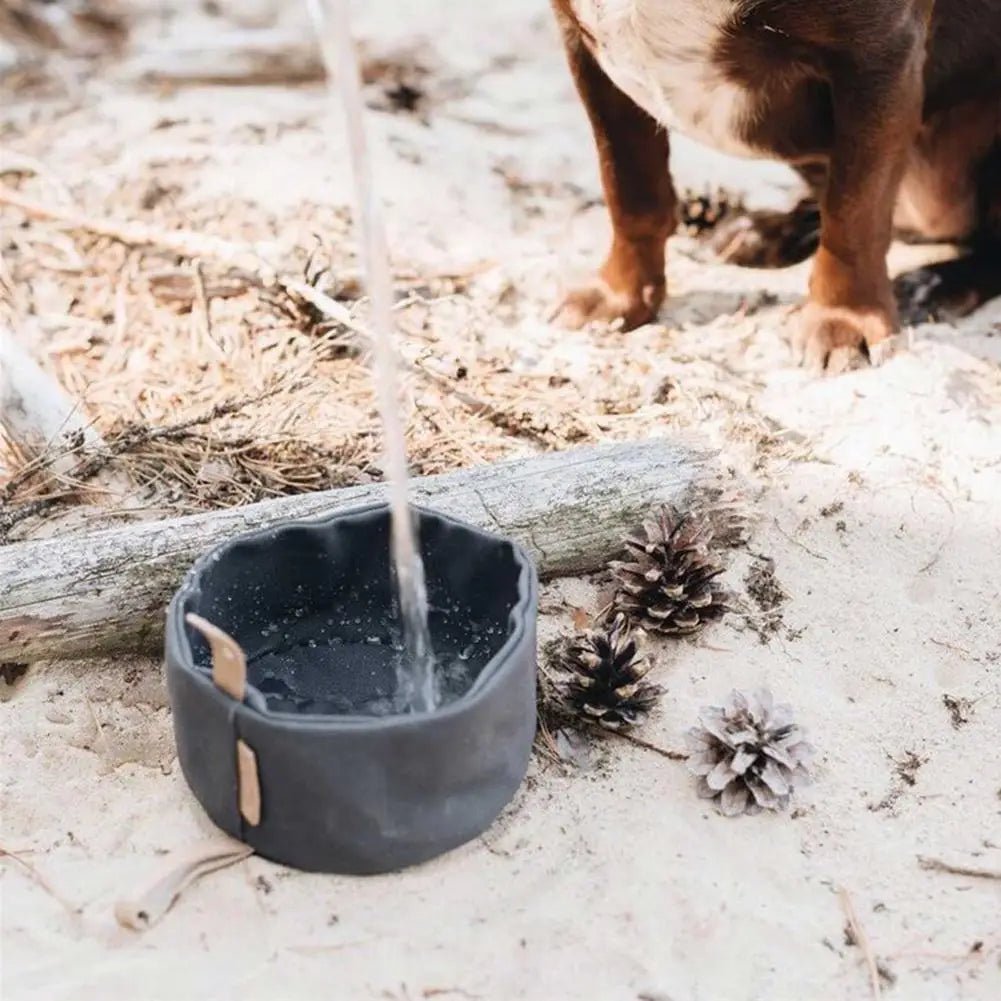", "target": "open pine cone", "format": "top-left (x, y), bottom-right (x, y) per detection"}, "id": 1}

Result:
top-left (558, 615), bottom-right (662, 731)
top-left (686, 689), bottom-right (813, 816)
top-left (610, 507), bottom-right (729, 635)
